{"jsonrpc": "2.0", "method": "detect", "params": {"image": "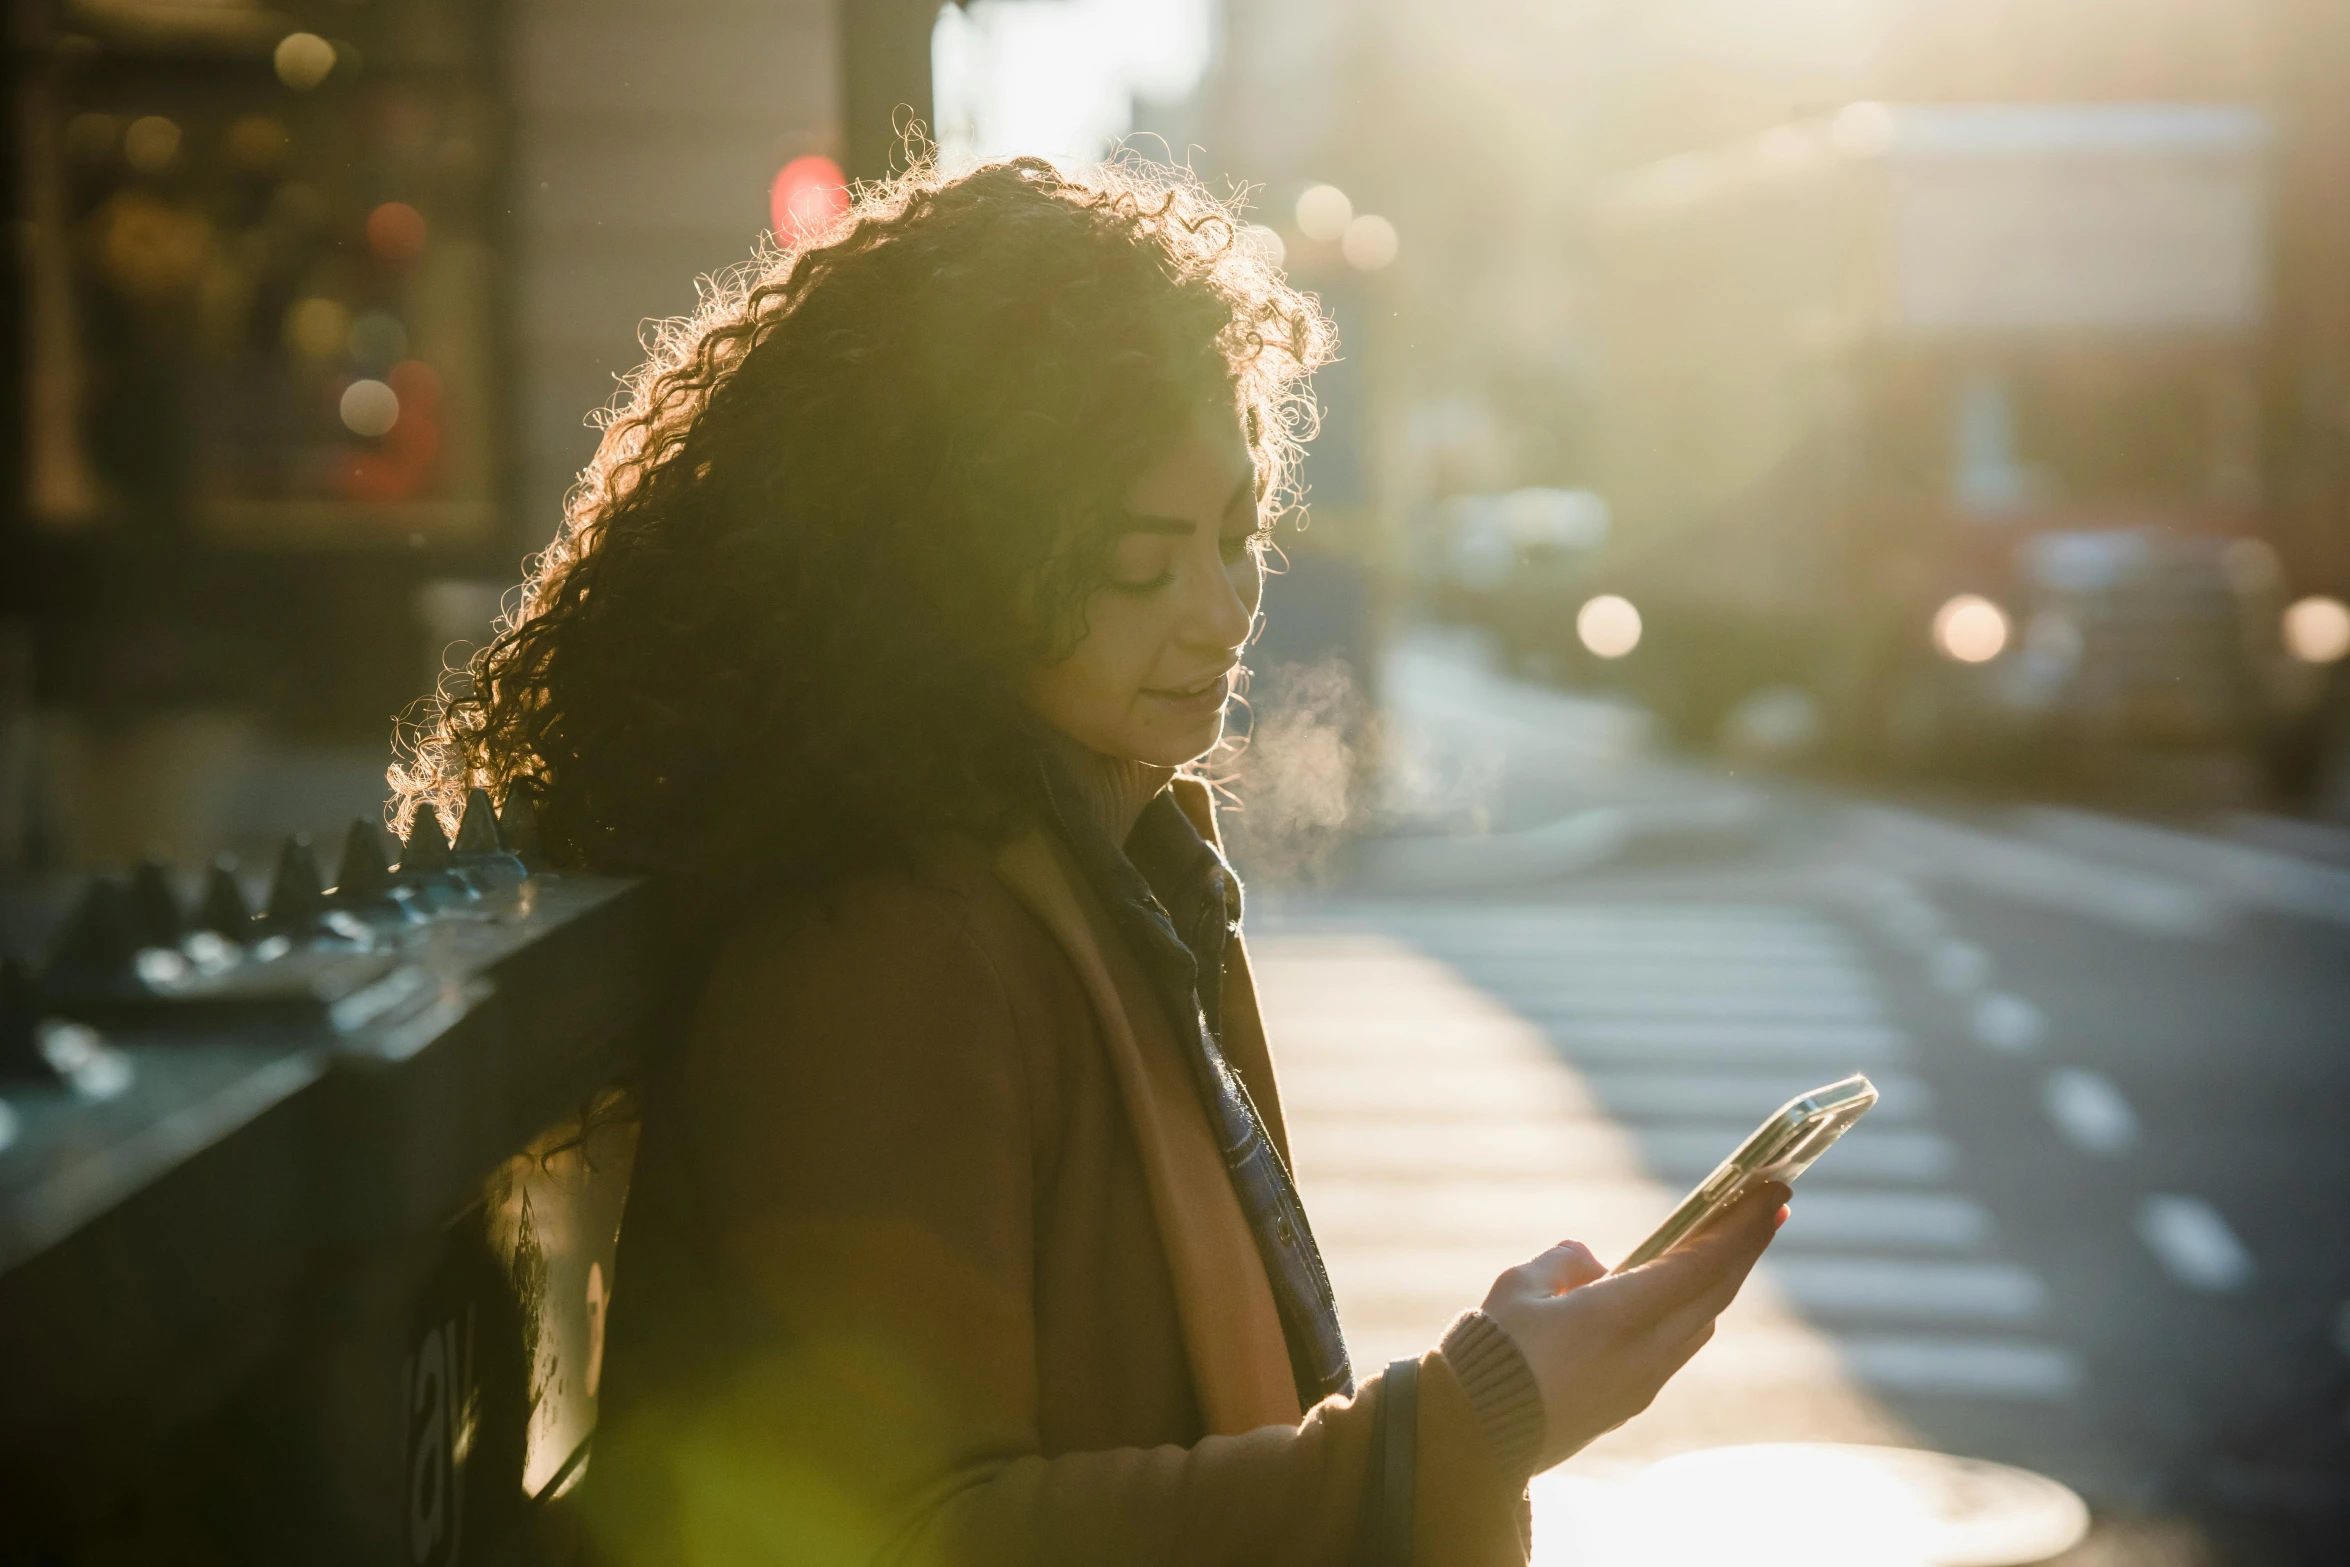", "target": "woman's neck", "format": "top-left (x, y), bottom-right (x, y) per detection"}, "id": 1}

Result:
top-left (1038, 728), bottom-right (1175, 846)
